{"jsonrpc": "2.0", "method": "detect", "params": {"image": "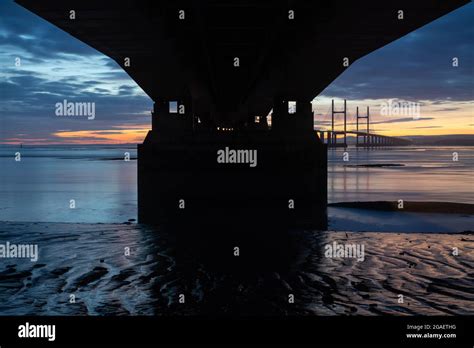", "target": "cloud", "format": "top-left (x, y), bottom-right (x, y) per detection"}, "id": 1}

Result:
top-left (0, 1), bottom-right (153, 144)
top-left (371, 117), bottom-right (434, 125)
top-left (433, 107), bottom-right (462, 112)
top-left (320, 4), bottom-right (473, 102)
top-left (0, 1), bottom-right (104, 59)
